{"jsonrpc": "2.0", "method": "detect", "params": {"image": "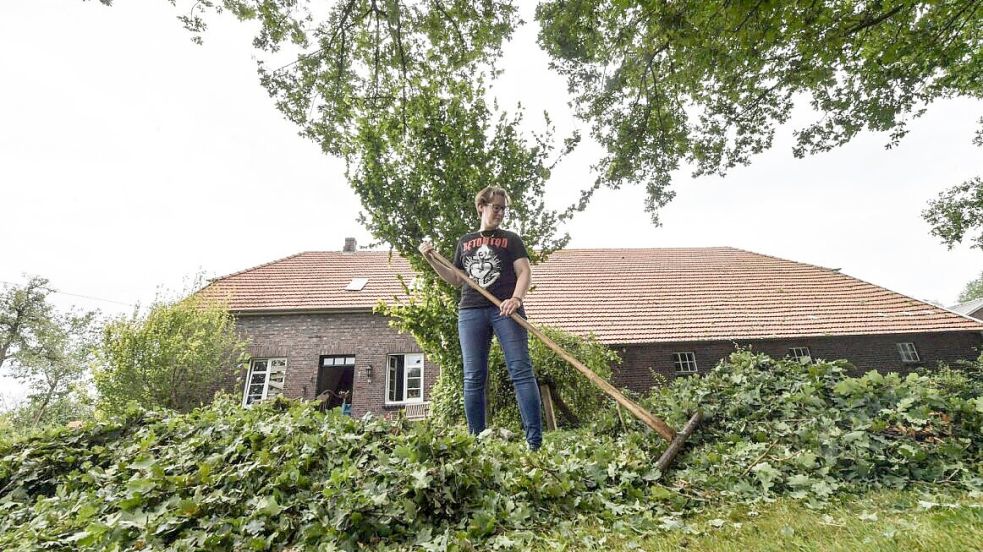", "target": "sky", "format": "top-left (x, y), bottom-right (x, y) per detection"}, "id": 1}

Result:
top-left (1, 1), bottom-right (981, 325)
